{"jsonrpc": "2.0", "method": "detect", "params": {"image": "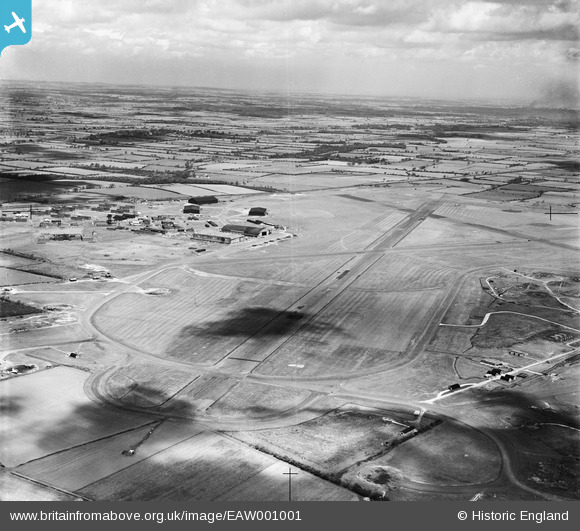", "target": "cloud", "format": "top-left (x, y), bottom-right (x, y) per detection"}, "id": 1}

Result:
top-left (0, 0), bottom-right (575, 103)
top-left (429, 0), bottom-right (578, 40)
